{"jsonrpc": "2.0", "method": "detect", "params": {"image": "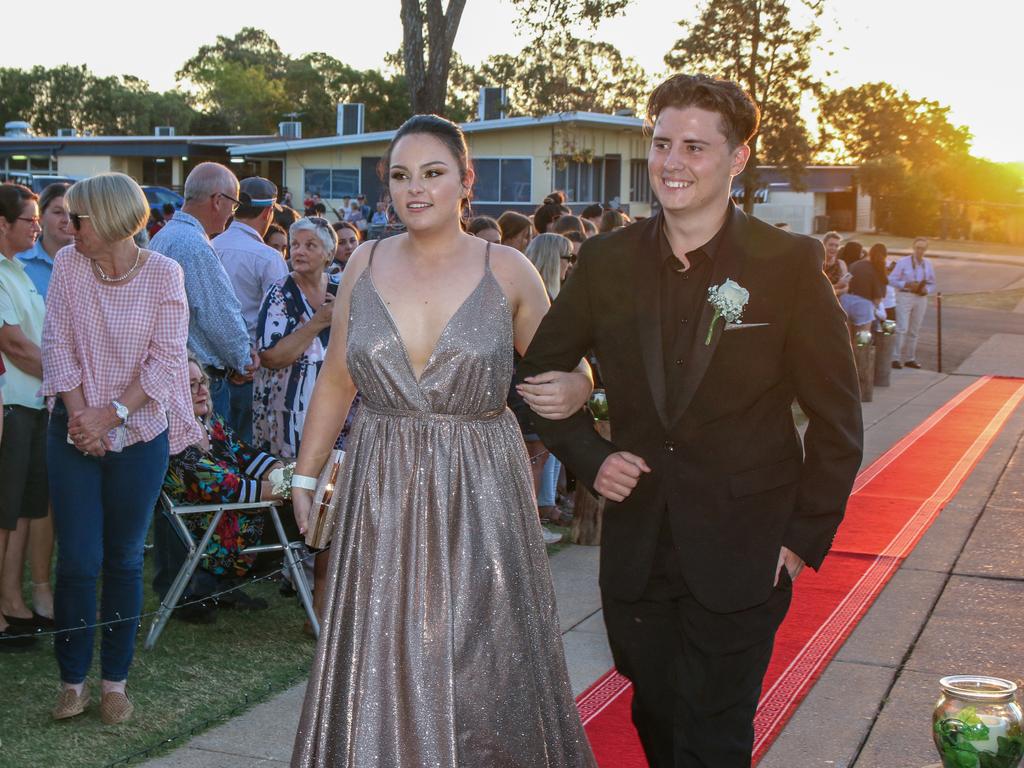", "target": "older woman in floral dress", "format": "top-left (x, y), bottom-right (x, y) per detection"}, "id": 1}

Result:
top-left (252, 217), bottom-right (342, 458)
